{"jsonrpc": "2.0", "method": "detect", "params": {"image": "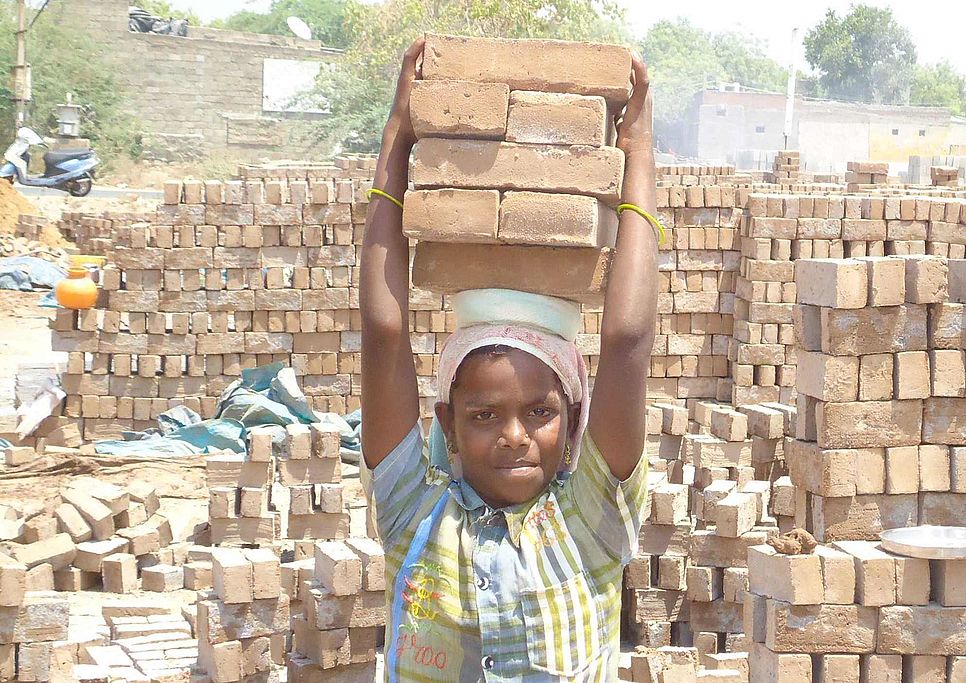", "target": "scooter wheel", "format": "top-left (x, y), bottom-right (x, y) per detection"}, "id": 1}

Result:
top-left (67, 176), bottom-right (93, 197)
